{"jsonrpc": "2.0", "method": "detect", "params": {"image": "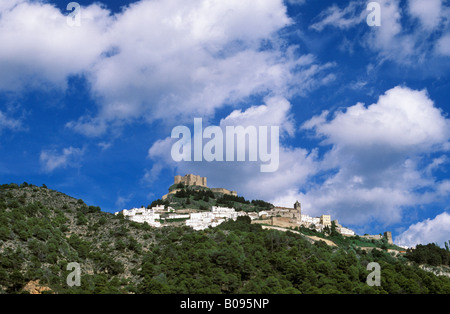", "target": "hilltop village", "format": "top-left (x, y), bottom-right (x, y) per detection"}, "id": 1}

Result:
top-left (115, 174), bottom-right (393, 244)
